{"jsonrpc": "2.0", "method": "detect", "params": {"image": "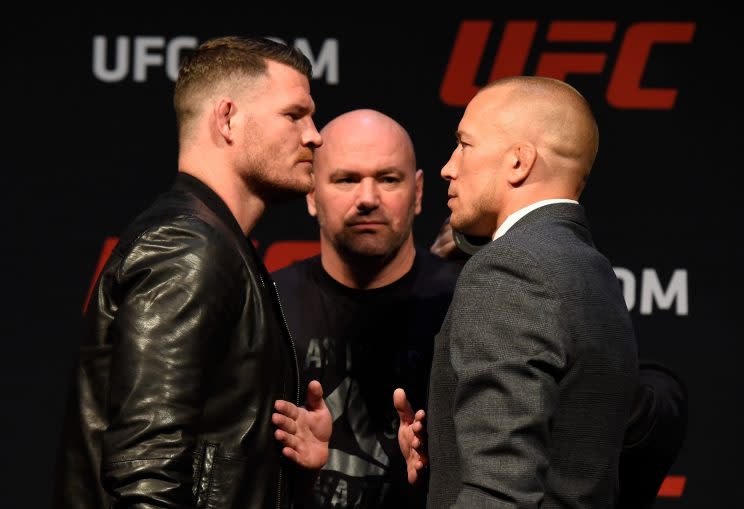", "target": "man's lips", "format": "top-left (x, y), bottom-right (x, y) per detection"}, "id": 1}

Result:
top-left (346, 220), bottom-right (387, 229)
